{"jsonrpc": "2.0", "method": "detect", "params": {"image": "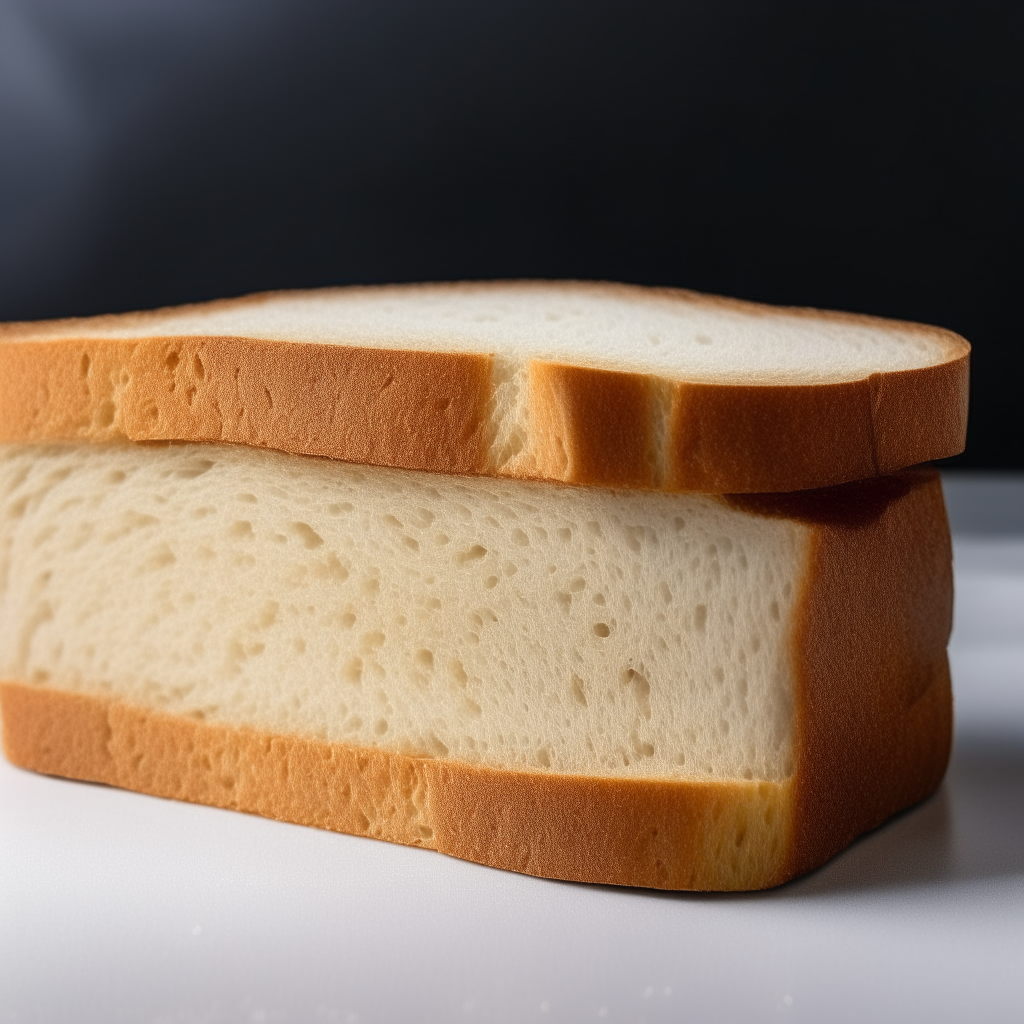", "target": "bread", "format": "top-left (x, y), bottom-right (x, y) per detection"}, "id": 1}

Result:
top-left (0, 441), bottom-right (953, 890)
top-left (0, 281), bottom-right (969, 494)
